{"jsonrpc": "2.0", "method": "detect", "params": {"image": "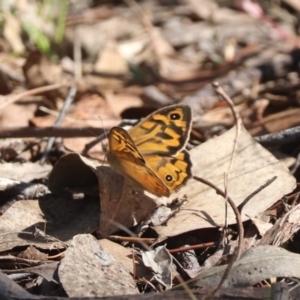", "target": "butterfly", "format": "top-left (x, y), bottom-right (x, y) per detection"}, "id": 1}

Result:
top-left (106, 105), bottom-right (192, 197)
